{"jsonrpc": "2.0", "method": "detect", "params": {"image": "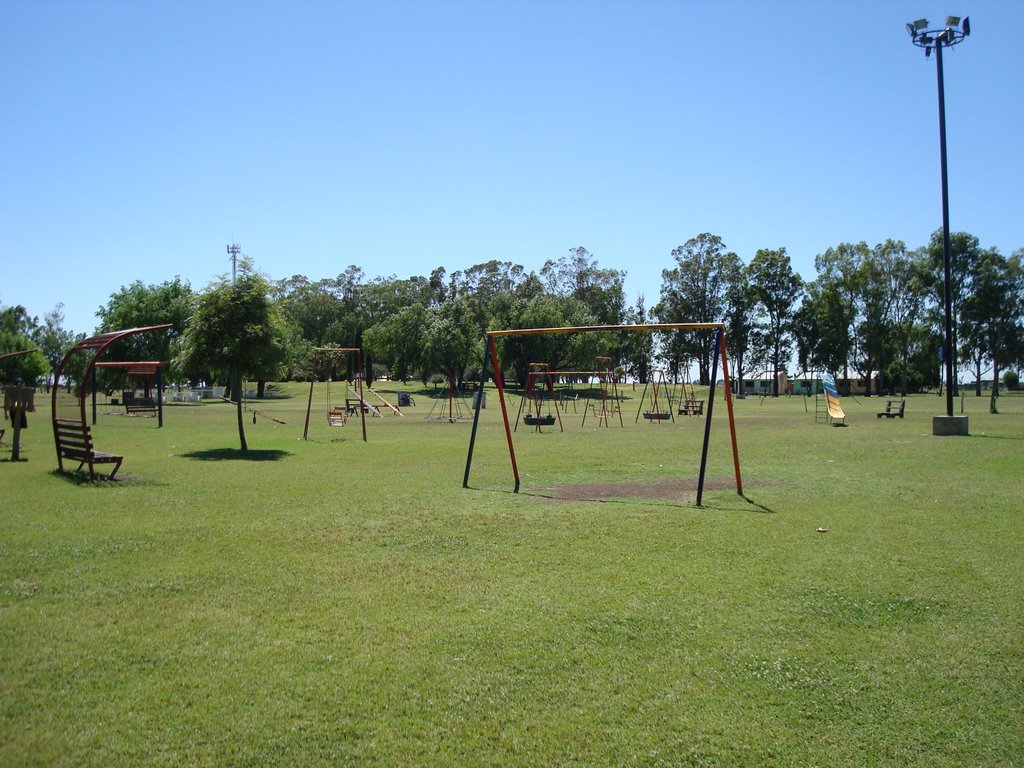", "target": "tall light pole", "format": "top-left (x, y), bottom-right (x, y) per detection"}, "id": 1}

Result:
top-left (907, 15), bottom-right (970, 436)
